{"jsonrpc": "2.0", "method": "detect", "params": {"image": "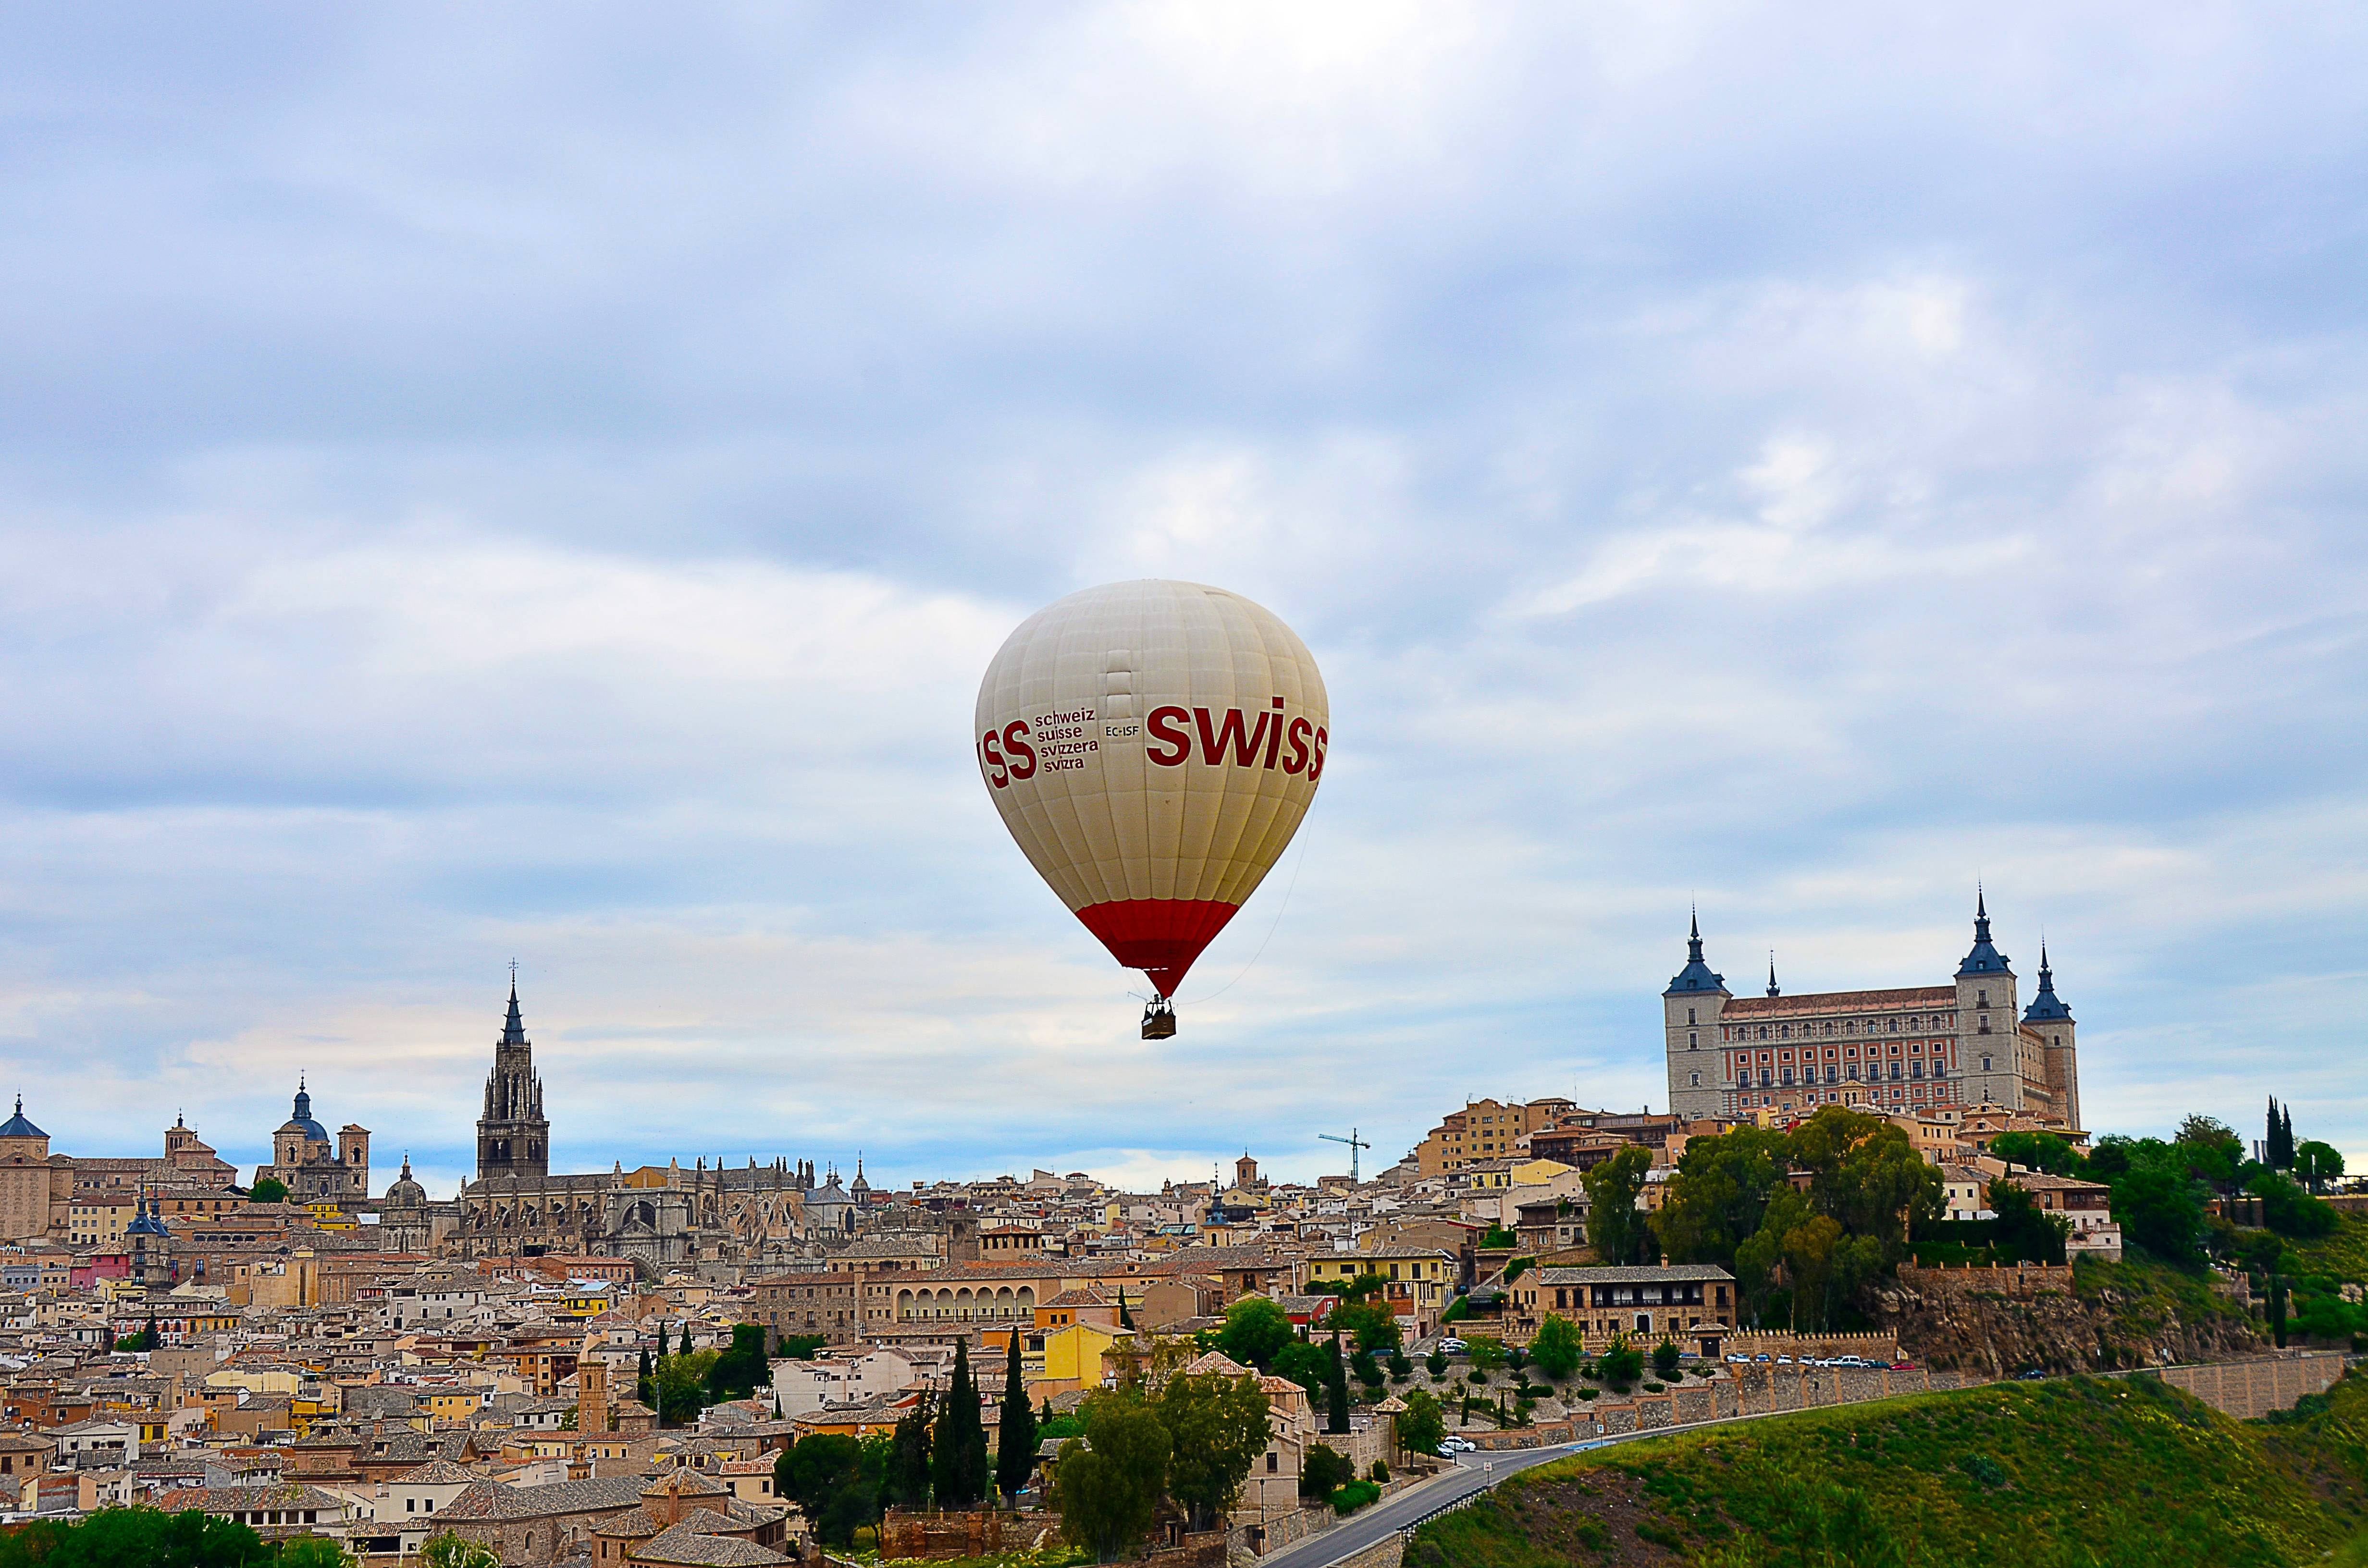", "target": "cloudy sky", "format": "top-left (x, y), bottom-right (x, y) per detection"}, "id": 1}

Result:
top-left (4, 4), bottom-right (2364, 1198)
